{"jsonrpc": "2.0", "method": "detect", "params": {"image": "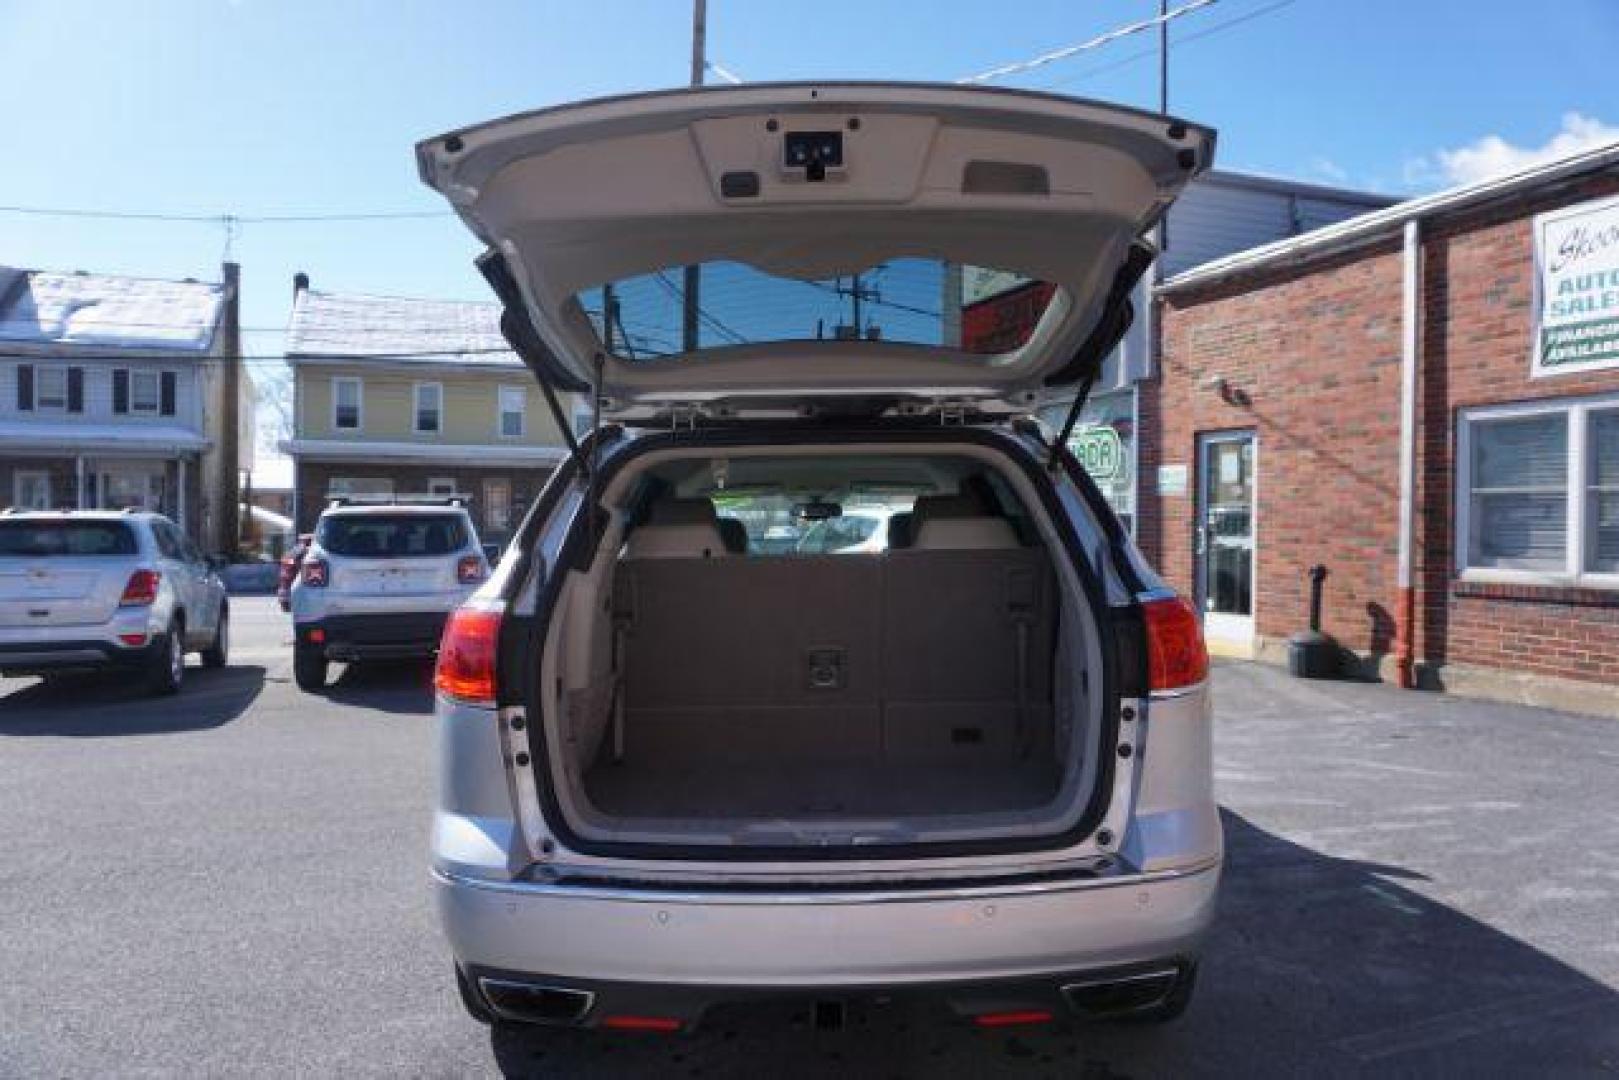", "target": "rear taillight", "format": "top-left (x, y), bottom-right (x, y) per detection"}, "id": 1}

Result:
top-left (119, 569), bottom-right (161, 607)
top-left (456, 554), bottom-right (486, 585)
top-left (1142, 594), bottom-right (1209, 691)
top-left (436, 606), bottom-right (501, 705)
top-left (301, 558), bottom-right (329, 588)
